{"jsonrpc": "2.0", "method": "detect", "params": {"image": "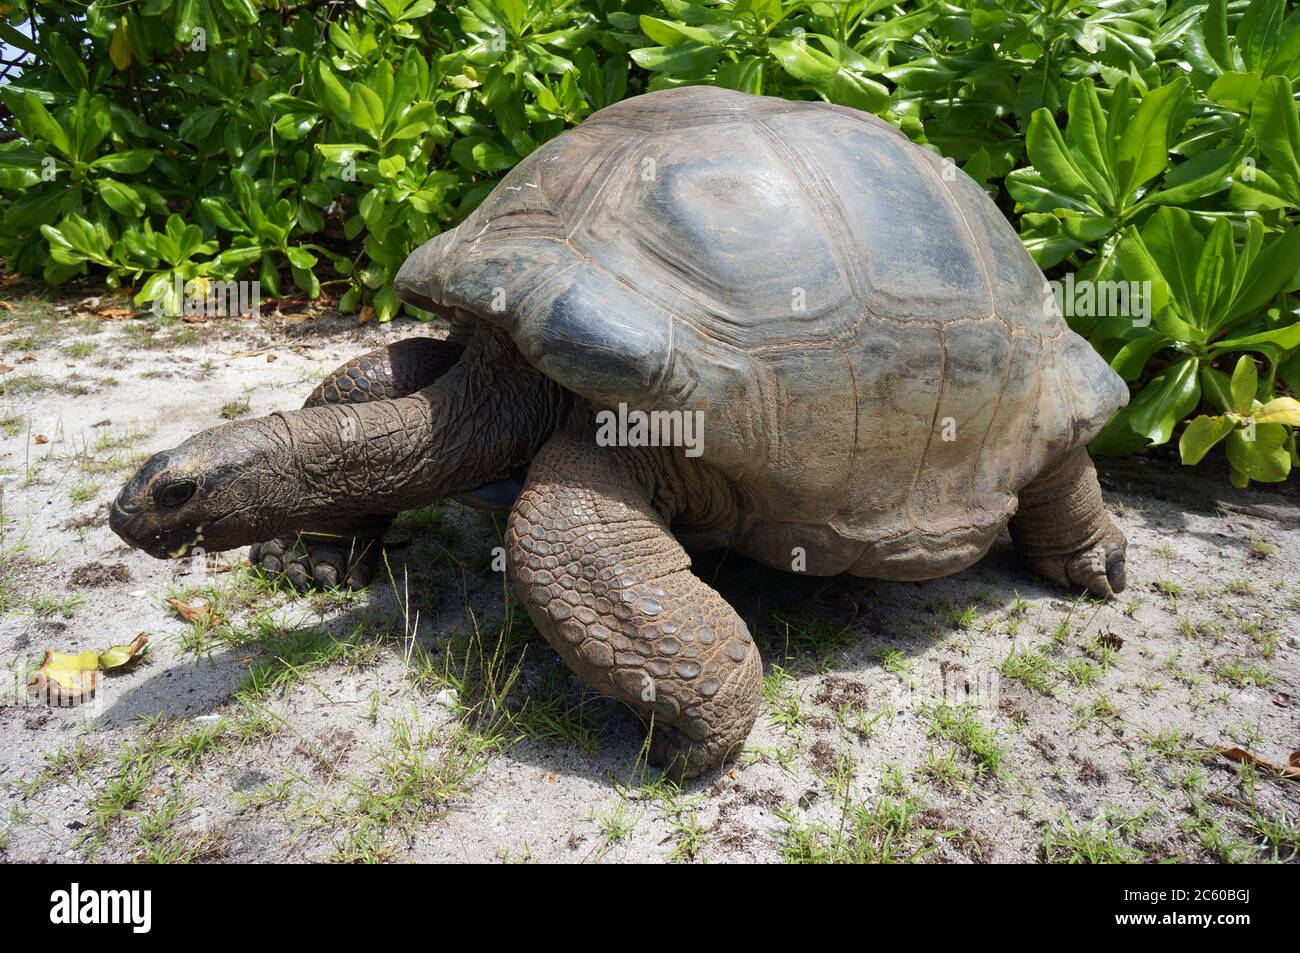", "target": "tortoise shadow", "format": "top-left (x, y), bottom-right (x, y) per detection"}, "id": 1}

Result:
top-left (94, 514), bottom-right (1062, 790)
